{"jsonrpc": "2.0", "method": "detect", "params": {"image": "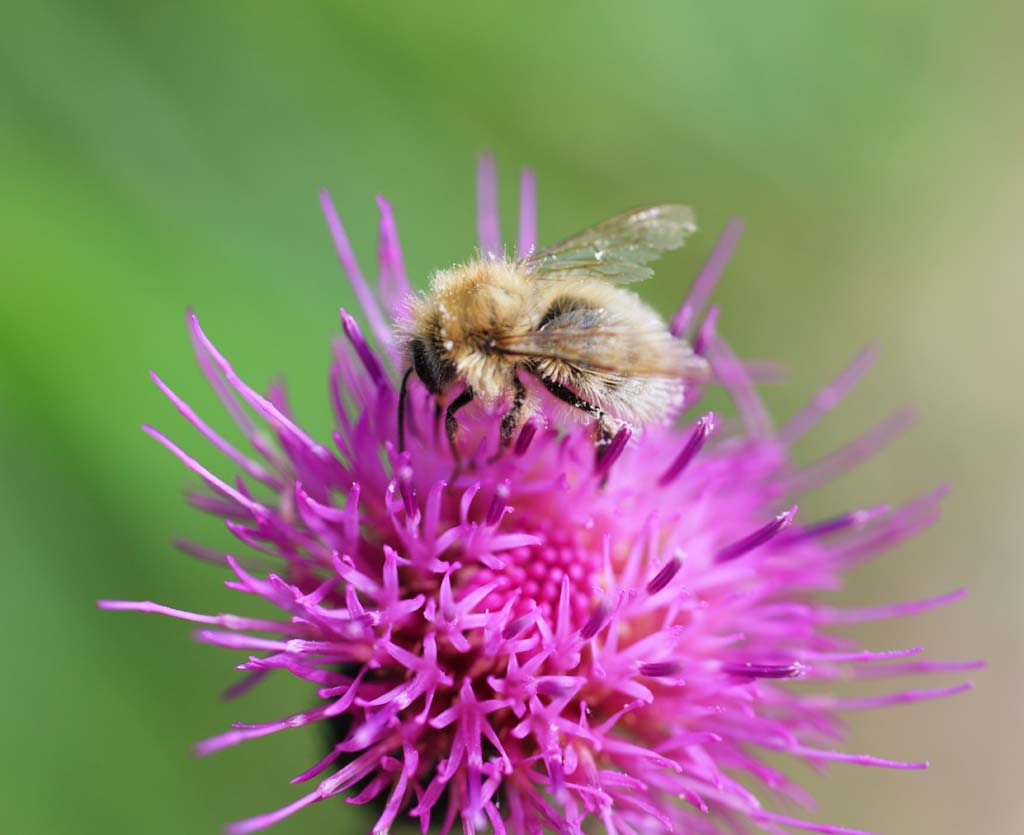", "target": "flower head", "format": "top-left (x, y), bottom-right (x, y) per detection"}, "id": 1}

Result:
top-left (102, 156), bottom-right (978, 835)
